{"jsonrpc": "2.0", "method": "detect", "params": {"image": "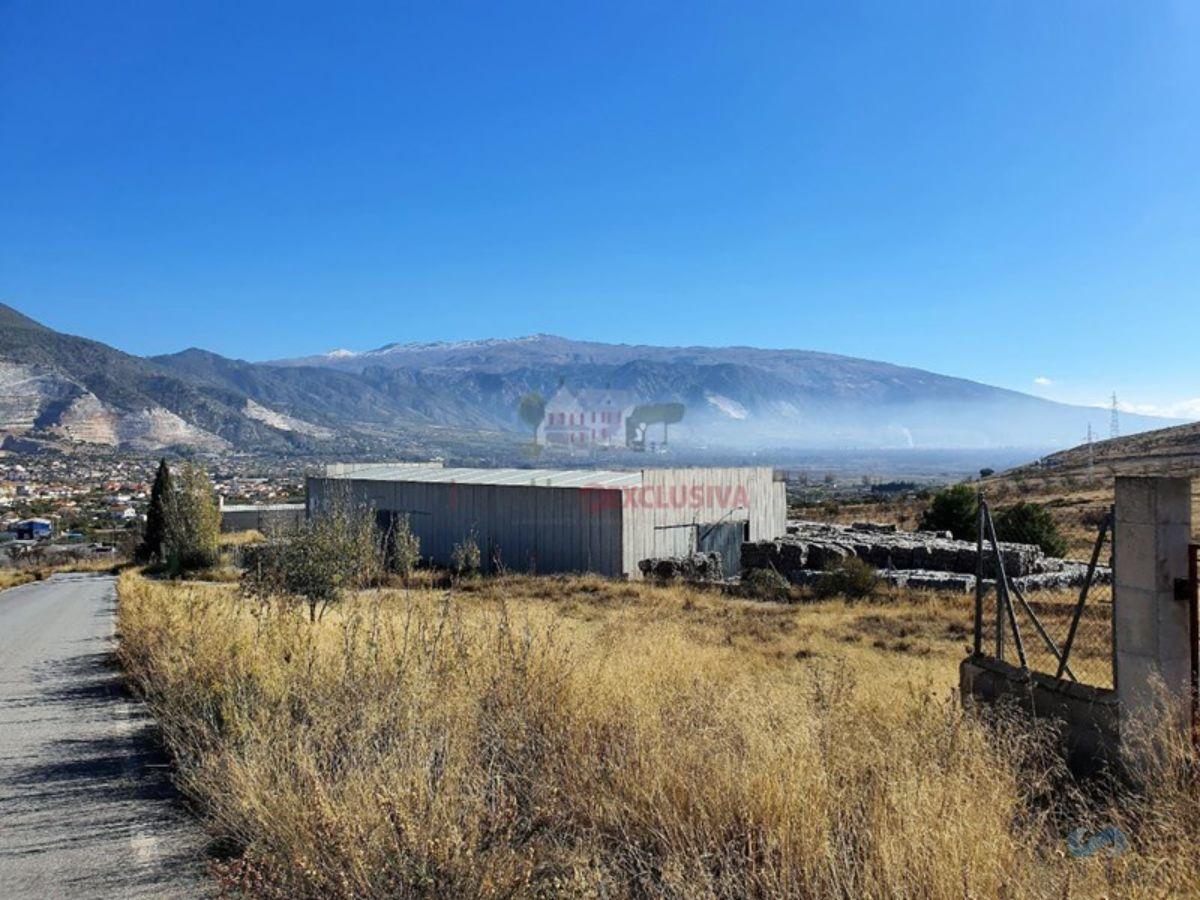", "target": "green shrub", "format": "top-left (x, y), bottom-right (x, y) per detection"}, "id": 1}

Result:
top-left (993, 502), bottom-right (1068, 558)
top-left (240, 488), bottom-right (382, 622)
top-left (451, 529), bottom-right (482, 577)
top-left (742, 567), bottom-right (791, 602)
top-left (918, 484), bottom-right (978, 541)
top-left (813, 557), bottom-right (879, 601)
top-left (383, 513), bottom-right (421, 577)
